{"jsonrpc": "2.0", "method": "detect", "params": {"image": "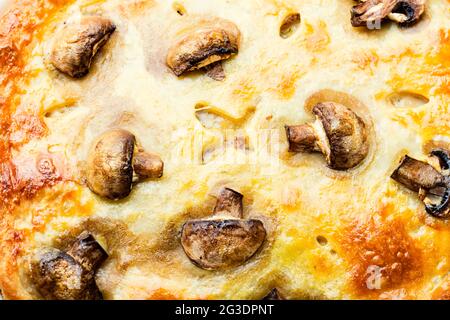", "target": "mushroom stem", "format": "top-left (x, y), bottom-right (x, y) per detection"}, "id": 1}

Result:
top-left (66, 232), bottom-right (108, 272)
top-left (213, 188), bottom-right (243, 218)
top-left (391, 151), bottom-right (450, 219)
top-left (285, 124), bottom-right (318, 153)
top-left (133, 149), bottom-right (164, 180)
top-left (391, 155), bottom-right (444, 192)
